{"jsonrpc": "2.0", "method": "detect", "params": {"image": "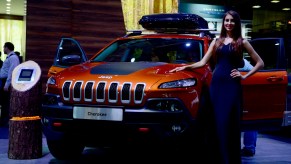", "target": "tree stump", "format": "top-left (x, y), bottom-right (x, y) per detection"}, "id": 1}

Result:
top-left (9, 81), bottom-right (42, 117)
top-left (8, 117), bottom-right (42, 159)
top-left (8, 60), bottom-right (42, 159)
